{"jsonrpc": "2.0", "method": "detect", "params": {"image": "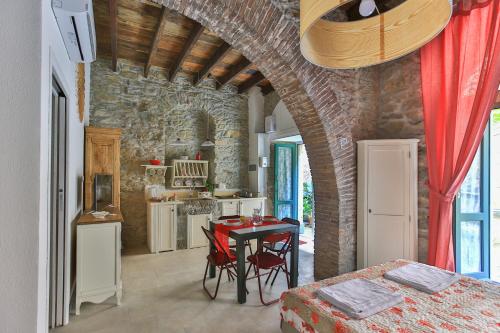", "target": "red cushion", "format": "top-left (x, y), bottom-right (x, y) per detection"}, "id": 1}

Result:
top-left (247, 252), bottom-right (285, 269)
top-left (208, 250), bottom-right (237, 266)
